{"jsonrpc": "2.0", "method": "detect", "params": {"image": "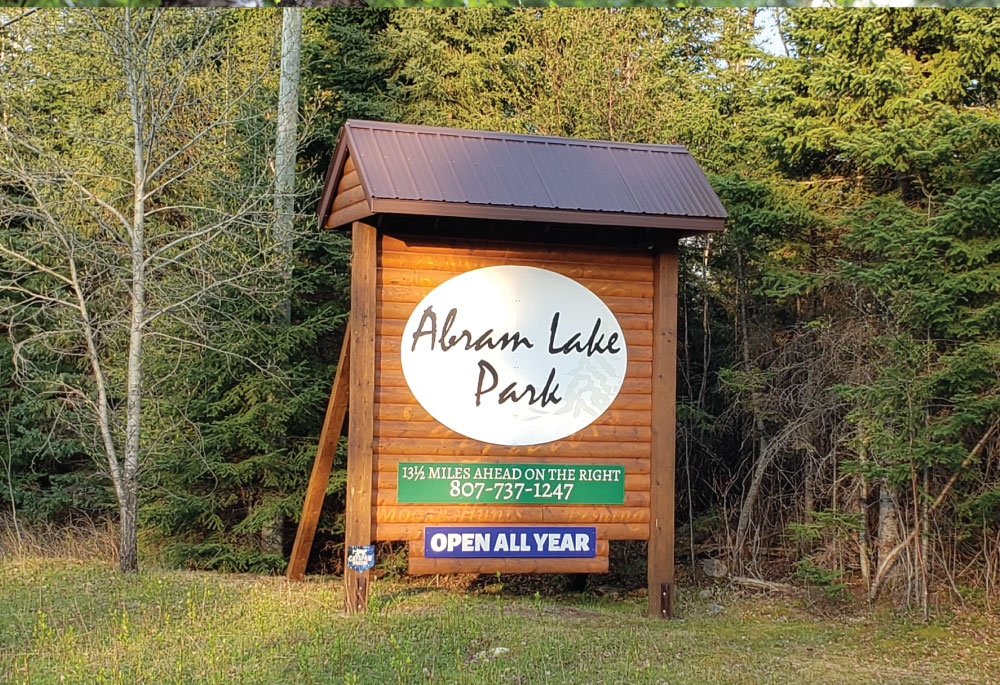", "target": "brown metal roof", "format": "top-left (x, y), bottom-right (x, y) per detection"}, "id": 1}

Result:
top-left (317, 120), bottom-right (727, 232)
